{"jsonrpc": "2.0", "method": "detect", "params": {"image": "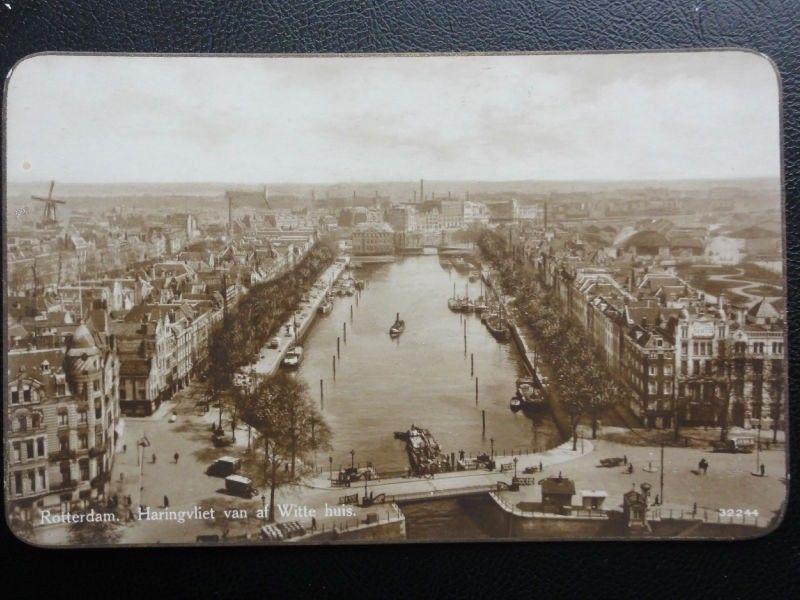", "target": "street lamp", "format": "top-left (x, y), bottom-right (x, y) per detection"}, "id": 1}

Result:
top-left (329, 456), bottom-right (333, 481)
top-left (350, 449), bottom-right (355, 470)
top-left (513, 457), bottom-right (518, 478)
top-left (490, 437), bottom-right (494, 459)
top-left (261, 494), bottom-right (266, 521)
